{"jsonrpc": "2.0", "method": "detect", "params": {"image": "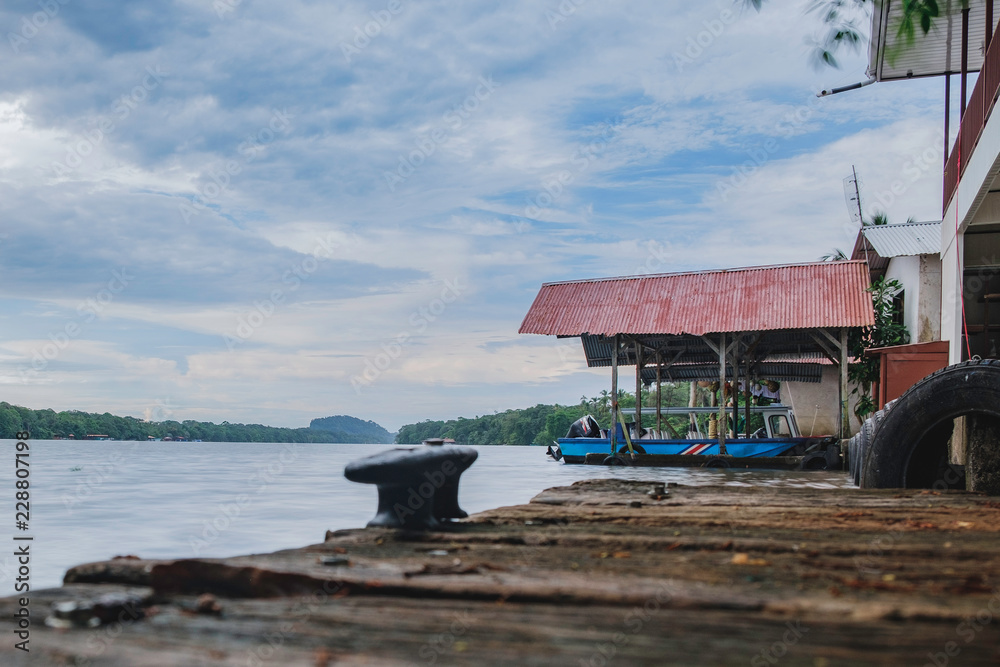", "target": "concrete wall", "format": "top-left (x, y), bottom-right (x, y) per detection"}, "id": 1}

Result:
top-left (883, 253), bottom-right (942, 344)
top-left (917, 254), bottom-right (942, 343)
top-left (783, 365), bottom-right (861, 437)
